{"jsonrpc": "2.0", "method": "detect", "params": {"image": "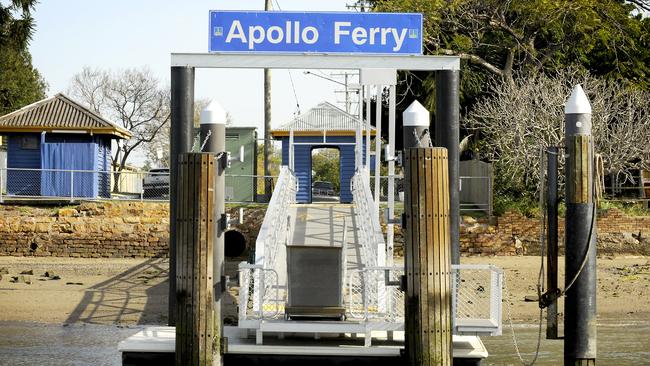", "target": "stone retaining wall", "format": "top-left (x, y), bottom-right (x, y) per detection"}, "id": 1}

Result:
top-left (0, 201), bottom-right (647, 258)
